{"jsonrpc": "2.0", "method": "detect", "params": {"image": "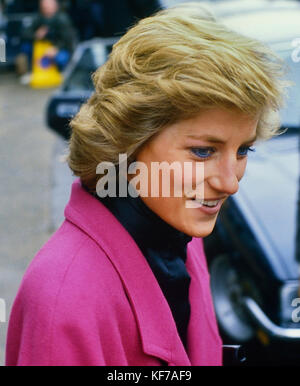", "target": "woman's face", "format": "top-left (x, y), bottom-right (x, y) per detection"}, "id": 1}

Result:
top-left (132, 107), bottom-right (259, 238)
